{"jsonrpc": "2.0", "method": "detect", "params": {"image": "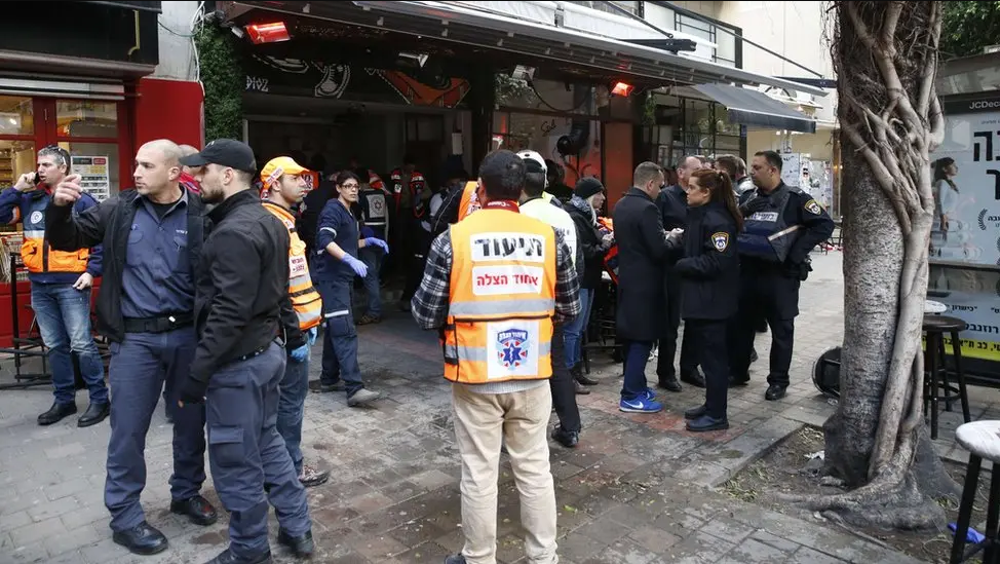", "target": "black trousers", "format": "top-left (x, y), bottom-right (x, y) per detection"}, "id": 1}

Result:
top-left (688, 319), bottom-right (730, 419)
top-left (401, 226), bottom-right (432, 301)
top-left (550, 325), bottom-right (581, 433)
top-left (656, 274), bottom-right (698, 378)
top-left (730, 270), bottom-right (798, 387)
